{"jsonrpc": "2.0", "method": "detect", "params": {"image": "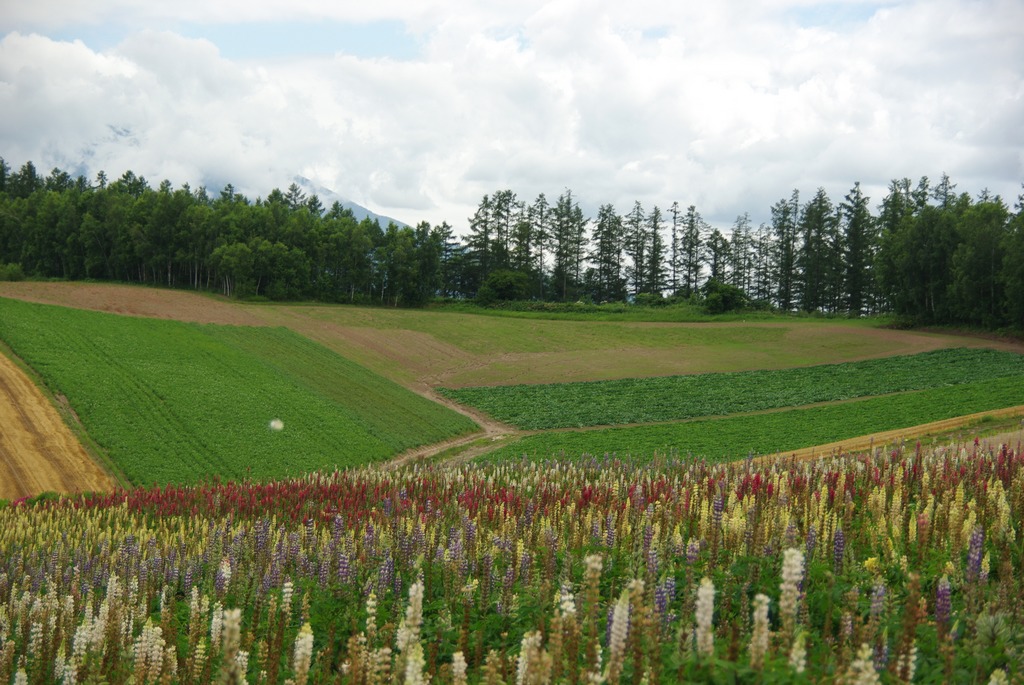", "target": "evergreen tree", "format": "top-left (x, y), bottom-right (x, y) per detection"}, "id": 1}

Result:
top-left (796, 188), bottom-right (839, 312)
top-left (589, 203), bottom-right (626, 301)
top-left (706, 228), bottom-right (730, 285)
top-left (727, 213), bottom-right (754, 295)
top-left (771, 190), bottom-right (800, 310)
top-left (548, 189), bottom-right (587, 301)
top-left (623, 201), bottom-right (646, 297)
top-left (839, 182), bottom-right (876, 315)
top-left (645, 205), bottom-right (667, 295)
top-left (679, 205), bottom-right (706, 297)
